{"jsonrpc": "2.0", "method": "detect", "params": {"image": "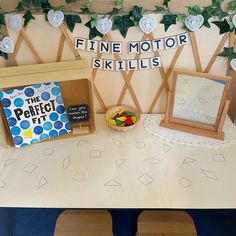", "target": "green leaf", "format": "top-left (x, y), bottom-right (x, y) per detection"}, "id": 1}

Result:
top-left (0, 50), bottom-right (8, 60)
top-left (229, 0), bottom-right (236, 11)
top-left (177, 13), bottom-right (187, 22)
top-left (0, 14), bottom-right (5, 26)
top-left (219, 47), bottom-right (234, 56)
top-left (81, 5), bottom-right (91, 13)
top-left (112, 15), bottom-right (134, 38)
top-left (73, 15), bottom-right (82, 23)
top-left (187, 5), bottom-right (202, 15)
top-left (212, 0), bottom-right (224, 7)
top-left (91, 19), bottom-right (97, 28)
top-left (23, 11), bottom-right (35, 27)
top-left (91, 13), bottom-right (97, 20)
top-left (163, 0), bottom-right (171, 8)
top-left (20, 0), bottom-right (51, 10)
top-left (80, 7), bottom-right (89, 13)
top-left (21, 0), bottom-right (33, 7)
top-left (15, 2), bottom-right (25, 11)
top-left (85, 20), bottom-right (103, 39)
top-left (116, 0), bottom-right (124, 6)
top-left (212, 19), bottom-right (234, 34)
top-left (219, 47), bottom-right (236, 60)
top-left (90, 13), bottom-right (98, 29)
top-left (80, 1), bottom-right (92, 13)
top-left (202, 6), bottom-right (213, 28)
top-left (41, 0), bottom-right (51, 13)
top-left (22, 0), bottom-right (40, 7)
top-left (65, 15), bottom-right (82, 32)
top-left (214, 8), bottom-right (228, 19)
top-left (131, 5), bottom-right (143, 23)
top-left (110, 7), bottom-right (120, 16)
top-left (155, 6), bottom-right (168, 13)
top-left (86, 2), bottom-right (92, 11)
top-left (66, 0), bottom-right (76, 3)
top-left (160, 14), bottom-right (177, 31)
top-left (65, 16), bottom-right (75, 32)
top-left (226, 18), bottom-right (234, 29)
top-left (53, 5), bottom-right (65, 11)
top-left (204, 3), bottom-right (228, 19)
